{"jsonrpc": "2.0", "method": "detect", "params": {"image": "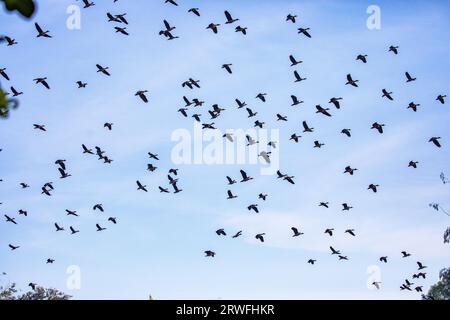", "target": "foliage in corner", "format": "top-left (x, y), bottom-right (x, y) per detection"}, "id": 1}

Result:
top-left (1, 0), bottom-right (36, 18)
top-left (0, 283), bottom-right (72, 300)
top-left (0, 0), bottom-right (35, 118)
top-left (422, 268), bottom-right (450, 300)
